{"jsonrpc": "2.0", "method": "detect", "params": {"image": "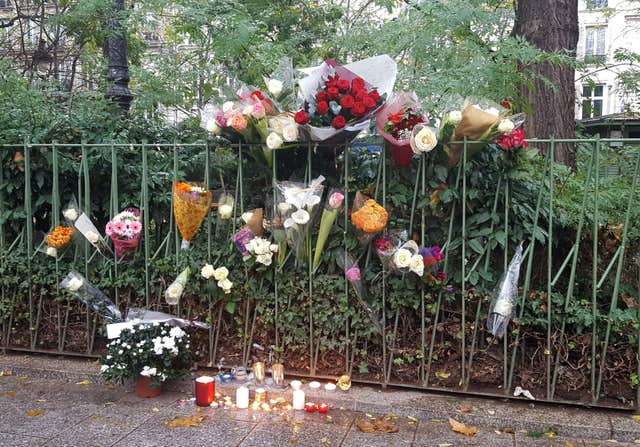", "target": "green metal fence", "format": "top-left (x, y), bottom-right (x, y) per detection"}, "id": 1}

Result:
top-left (1, 137), bottom-right (639, 409)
